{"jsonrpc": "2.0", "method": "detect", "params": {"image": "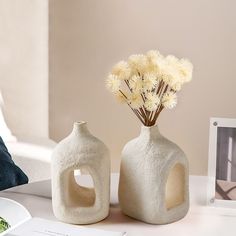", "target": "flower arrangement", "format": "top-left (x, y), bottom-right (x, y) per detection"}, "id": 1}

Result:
top-left (106, 50), bottom-right (193, 126)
